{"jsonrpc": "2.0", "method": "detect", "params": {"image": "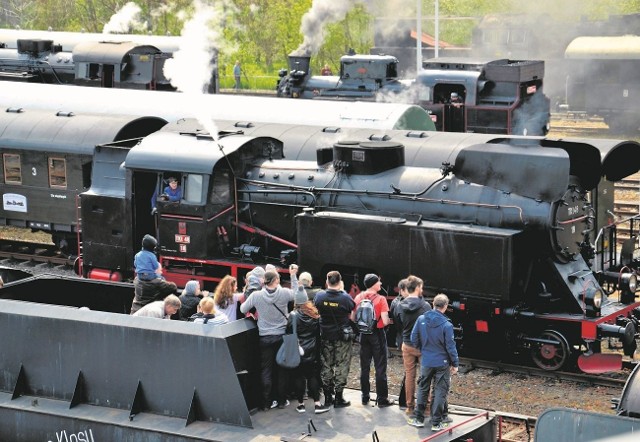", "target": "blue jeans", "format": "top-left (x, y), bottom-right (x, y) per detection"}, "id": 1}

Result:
top-left (414, 365), bottom-right (450, 424)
